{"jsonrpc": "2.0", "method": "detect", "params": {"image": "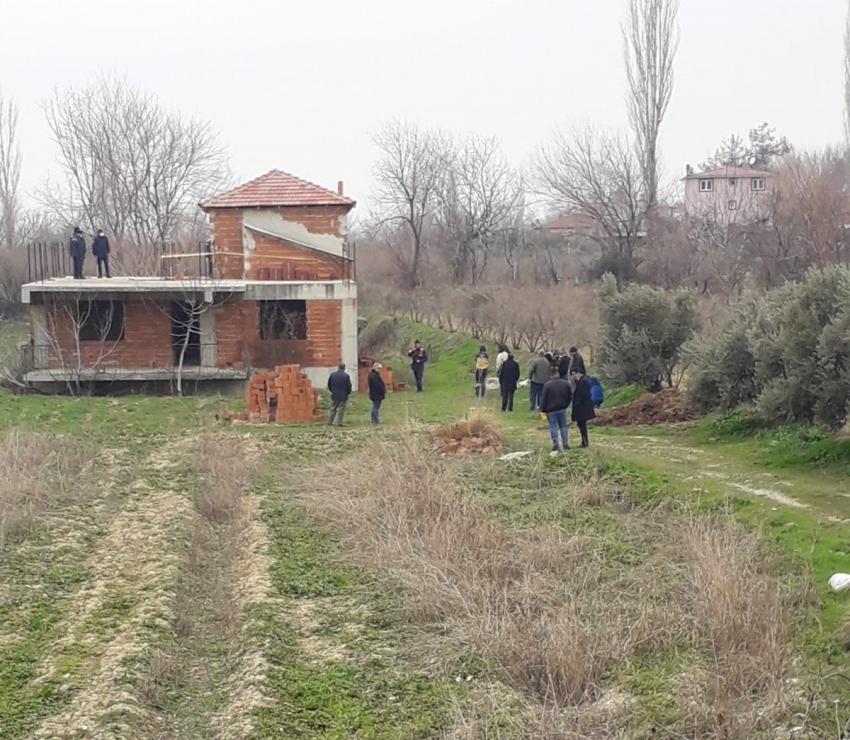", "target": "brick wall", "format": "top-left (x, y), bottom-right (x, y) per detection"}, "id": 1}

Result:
top-left (305, 300), bottom-right (342, 367)
top-left (41, 294), bottom-right (343, 374)
top-left (247, 231), bottom-right (349, 280)
top-left (215, 297), bottom-right (342, 371)
top-left (209, 209), bottom-right (245, 279)
top-left (207, 205), bottom-right (353, 281)
top-left (43, 297), bottom-right (172, 370)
